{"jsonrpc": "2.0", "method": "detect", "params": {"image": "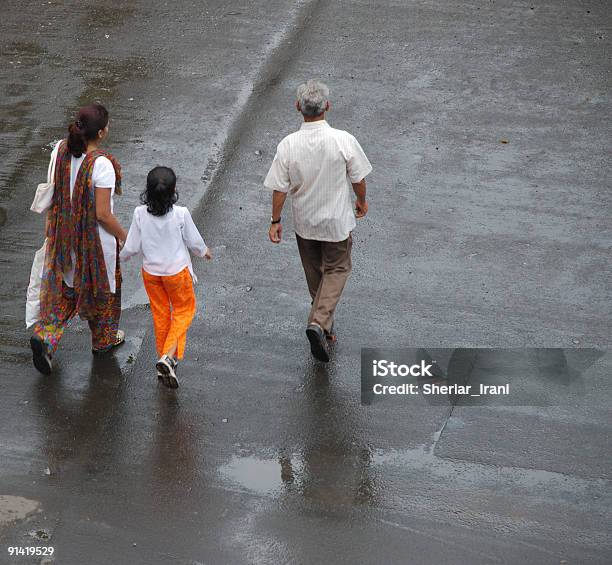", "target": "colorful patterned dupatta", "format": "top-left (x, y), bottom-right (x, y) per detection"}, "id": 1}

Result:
top-left (40, 141), bottom-right (122, 321)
